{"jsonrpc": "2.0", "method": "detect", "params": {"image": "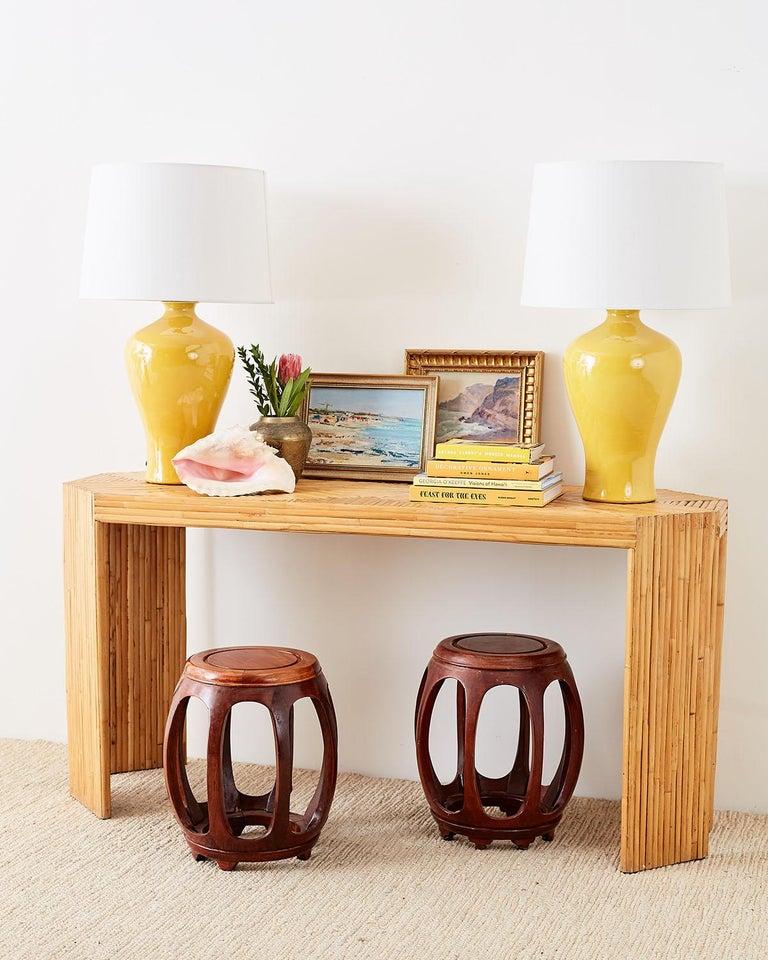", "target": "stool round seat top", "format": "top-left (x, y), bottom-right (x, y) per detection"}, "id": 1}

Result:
top-left (185, 646), bottom-right (320, 687)
top-left (433, 633), bottom-right (565, 671)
